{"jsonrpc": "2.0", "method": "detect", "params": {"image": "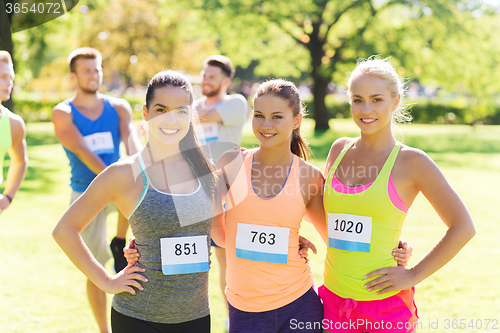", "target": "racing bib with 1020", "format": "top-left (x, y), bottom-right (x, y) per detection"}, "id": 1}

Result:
top-left (160, 235), bottom-right (209, 275)
top-left (235, 223), bottom-right (290, 264)
top-left (327, 213), bottom-right (372, 253)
